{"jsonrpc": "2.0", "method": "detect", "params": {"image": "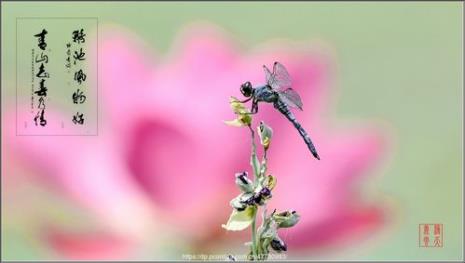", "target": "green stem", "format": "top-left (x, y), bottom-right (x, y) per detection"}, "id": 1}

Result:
top-left (251, 214), bottom-right (257, 260)
top-left (248, 125), bottom-right (256, 152)
top-left (248, 124), bottom-right (258, 259)
top-left (248, 124), bottom-right (261, 260)
top-left (248, 125), bottom-right (260, 181)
